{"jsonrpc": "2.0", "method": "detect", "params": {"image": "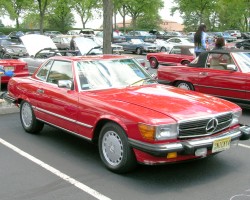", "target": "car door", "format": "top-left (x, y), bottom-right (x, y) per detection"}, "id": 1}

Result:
top-left (196, 53), bottom-right (246, 100)
top-left (35, 59), bottom-right (79, 133)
